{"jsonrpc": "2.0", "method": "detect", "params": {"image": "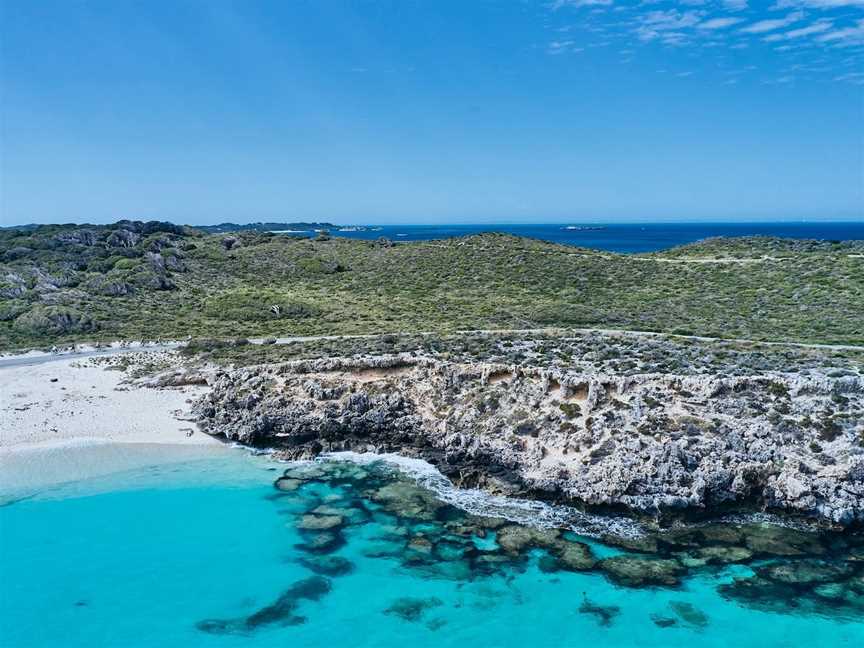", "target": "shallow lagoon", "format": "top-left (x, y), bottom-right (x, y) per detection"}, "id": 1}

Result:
top-left (1, 451), bottom-right (862, 648)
